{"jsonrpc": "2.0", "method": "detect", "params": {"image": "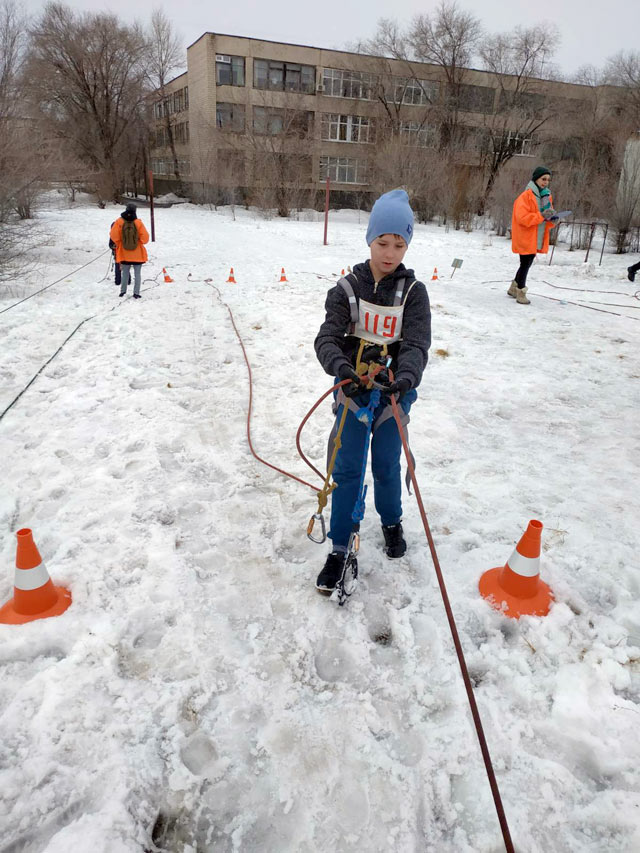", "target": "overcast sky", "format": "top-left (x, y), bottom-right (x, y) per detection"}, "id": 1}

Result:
top-left (21, 0), bottom-right (639, 80)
